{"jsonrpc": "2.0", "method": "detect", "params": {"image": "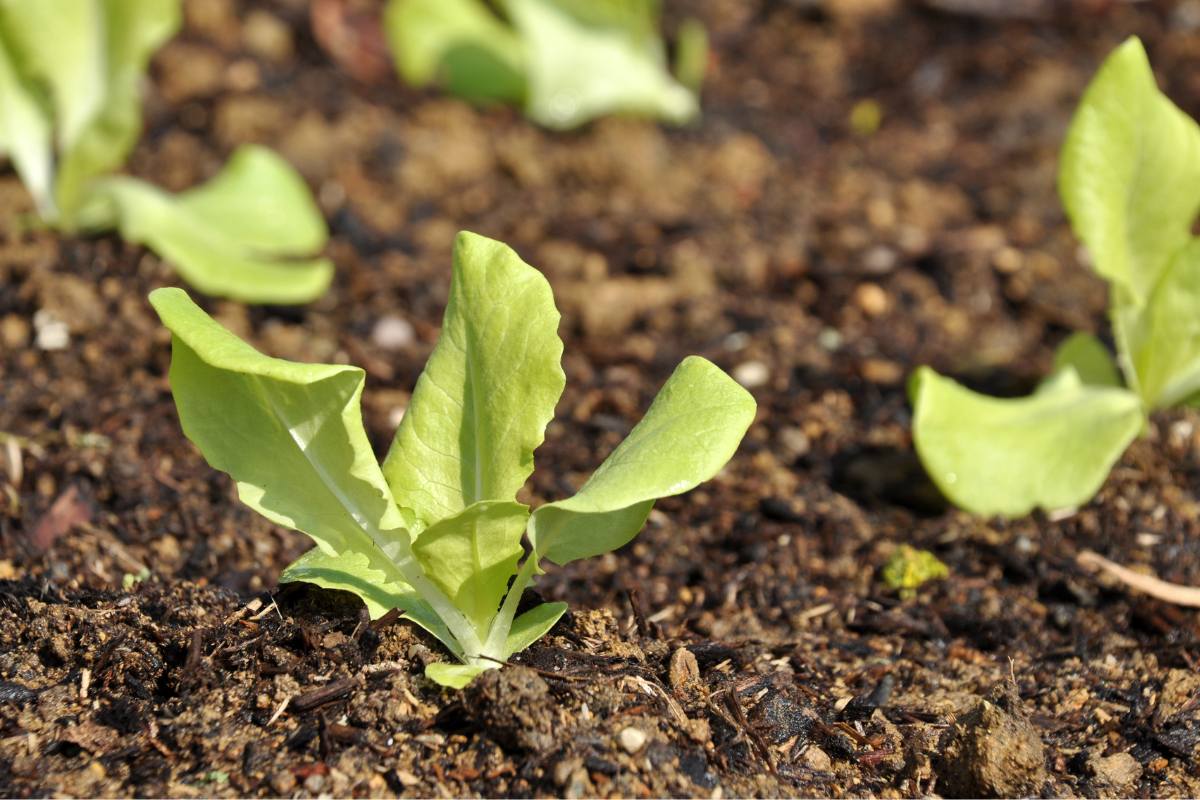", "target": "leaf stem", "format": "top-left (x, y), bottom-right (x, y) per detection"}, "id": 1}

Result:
top-left (482, 551), bottom-right (540, 658)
